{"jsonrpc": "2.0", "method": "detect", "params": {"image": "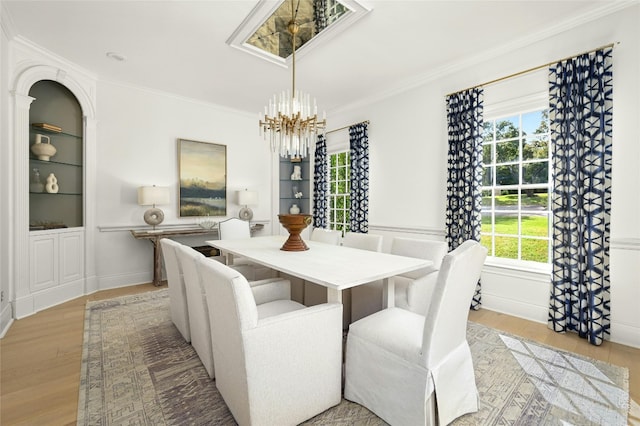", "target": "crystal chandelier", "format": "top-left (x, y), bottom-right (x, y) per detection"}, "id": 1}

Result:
top-left (259, 1), bottom-right (326, 159)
